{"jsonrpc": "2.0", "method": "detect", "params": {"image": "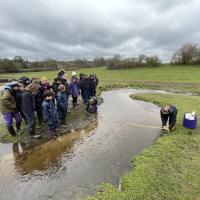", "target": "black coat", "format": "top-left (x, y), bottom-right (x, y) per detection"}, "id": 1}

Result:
top-left (21, 91), bottom-right (35, 114)
top-left (52, 82), bottom-right (60, 96)
top-left (14, 90), bottom-right (23, 112)
top-left (82, 78), bottom-right (90, 90)
top-left (62, 79), bottom-right (71, 96)
top-left (35, 87), bottom-right (44, 110)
